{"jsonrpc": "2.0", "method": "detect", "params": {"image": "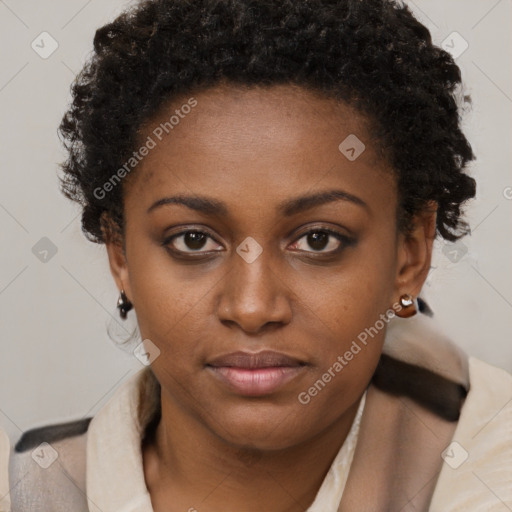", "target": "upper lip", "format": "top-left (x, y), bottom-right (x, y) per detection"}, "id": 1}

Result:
top-left (207, 350), bottom-right (305, 369)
